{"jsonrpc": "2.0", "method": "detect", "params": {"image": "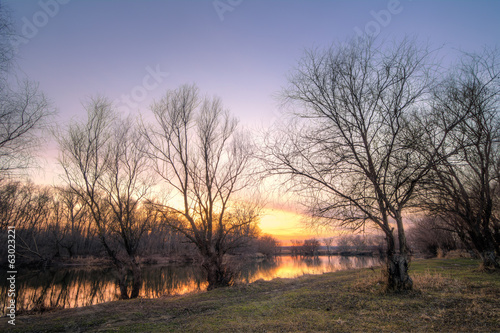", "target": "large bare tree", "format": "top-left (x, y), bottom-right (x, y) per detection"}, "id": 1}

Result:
top-left (58, 97), bottom-right (153, 298)
top-left (264, 37), bottom-right (440, 290)
top-left (420, 48), bottom-right (500, 269)
top-left (142, 84), bottom-right (260, 290)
